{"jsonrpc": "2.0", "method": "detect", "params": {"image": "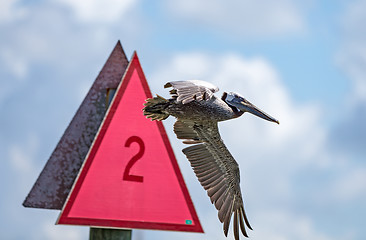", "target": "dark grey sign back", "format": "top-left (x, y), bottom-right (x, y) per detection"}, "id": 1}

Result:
top-left (23, 41), bottom-right (129, 209)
